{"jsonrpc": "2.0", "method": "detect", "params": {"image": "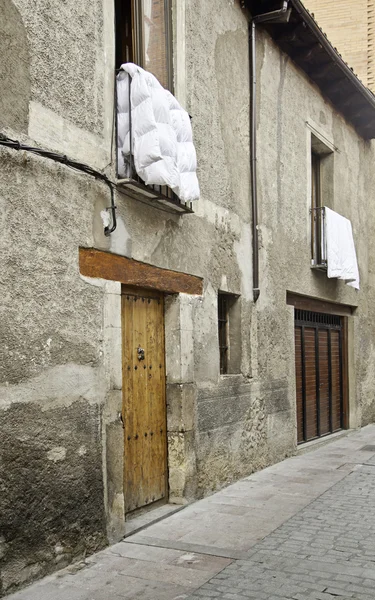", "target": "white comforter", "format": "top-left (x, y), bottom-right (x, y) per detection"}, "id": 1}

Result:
top-left (117, 63), bottom-right (200, 203)
top-left (324, 207), bottom-right (360, 290)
